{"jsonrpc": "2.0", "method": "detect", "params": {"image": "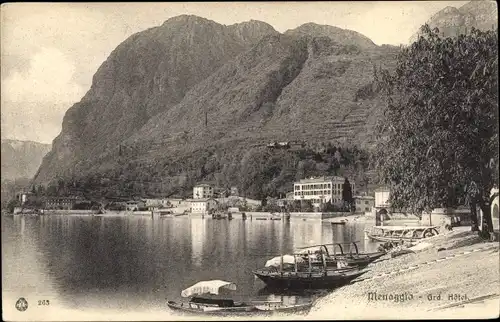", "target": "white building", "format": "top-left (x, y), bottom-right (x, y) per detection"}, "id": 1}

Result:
top-left (193, 184), bottom-right (214, 199)
top-left (166, 198), bottom-right (191, 214)
top-left (374, 187), bottom-right (391, 209)
top-left (492, 187), bottom-right (499, 231)
top-left (293, 176), bottom-right (355, 207)
top-left (354, 195), bottom-right (375, 213)
top-left (16, 191), bottom-right (32, 205)
top-left (143, 198), bottom-right (170, 208)
top-left (190, 198), bottom-right (217, 214)
top-left (125, 200), bottom-right (139, 211)
top-left (167, 198), bottom-right (184, 207)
